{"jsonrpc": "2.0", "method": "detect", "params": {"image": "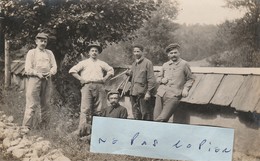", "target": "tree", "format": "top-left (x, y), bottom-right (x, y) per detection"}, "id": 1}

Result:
top-left (173, 24), bottom-right (219, 61)
top-left (1, 0), bottom-right (158, 64)
top-left (121, 0), bottom-right (179, 65)
top-left (225, 0), bottom-right (260, 66)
